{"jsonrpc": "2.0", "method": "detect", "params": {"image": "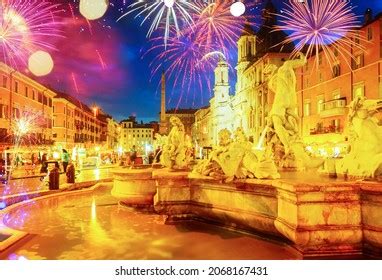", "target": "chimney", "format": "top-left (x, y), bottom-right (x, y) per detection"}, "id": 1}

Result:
top-left (365, 8), bottom-right (373, 24)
